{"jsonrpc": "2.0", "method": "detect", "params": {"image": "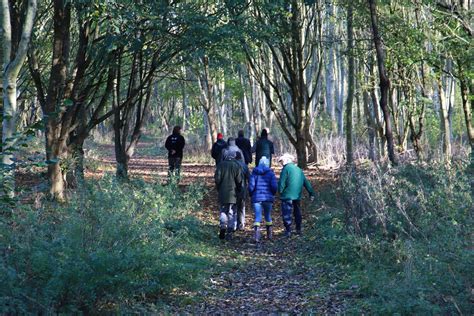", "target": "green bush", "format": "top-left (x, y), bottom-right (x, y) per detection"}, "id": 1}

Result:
top-left (308, 162), bottom-right (473, 314)
top-left (0, 176), bottom-right (213, 313)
